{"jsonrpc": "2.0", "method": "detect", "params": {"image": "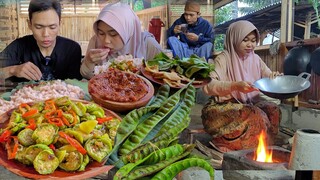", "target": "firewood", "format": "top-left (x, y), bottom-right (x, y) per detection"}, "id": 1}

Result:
top-left (209, 141), bottom-right (225, 154)
top-left (195, 140), bottom-right (223, 160)
top-left (209, 159), bottom-right (222, 169)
